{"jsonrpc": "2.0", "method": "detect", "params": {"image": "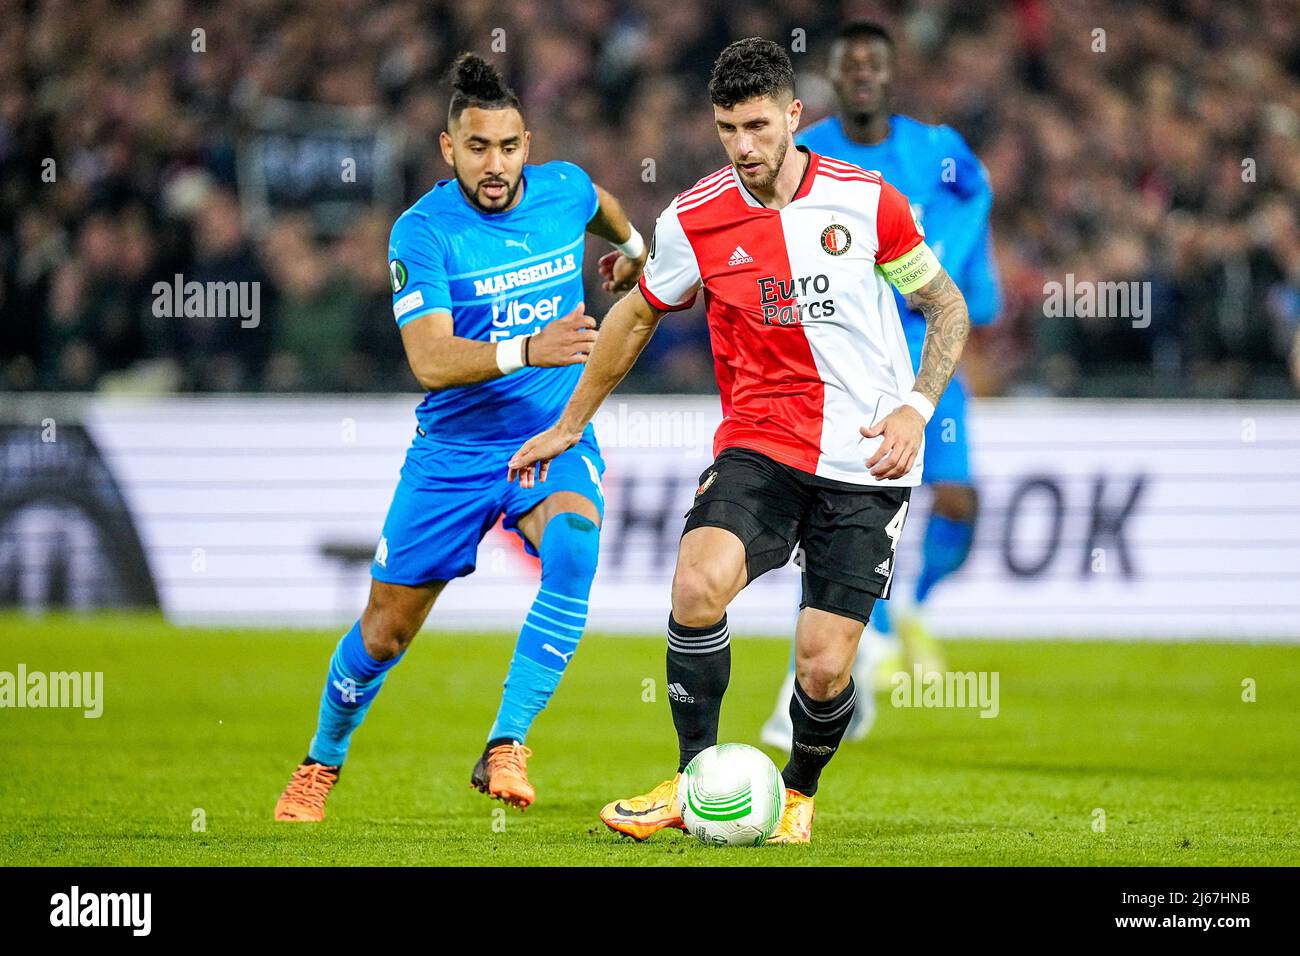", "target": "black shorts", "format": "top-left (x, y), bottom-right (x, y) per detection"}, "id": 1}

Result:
top-left (681, 447), bottom-right (911, 625)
